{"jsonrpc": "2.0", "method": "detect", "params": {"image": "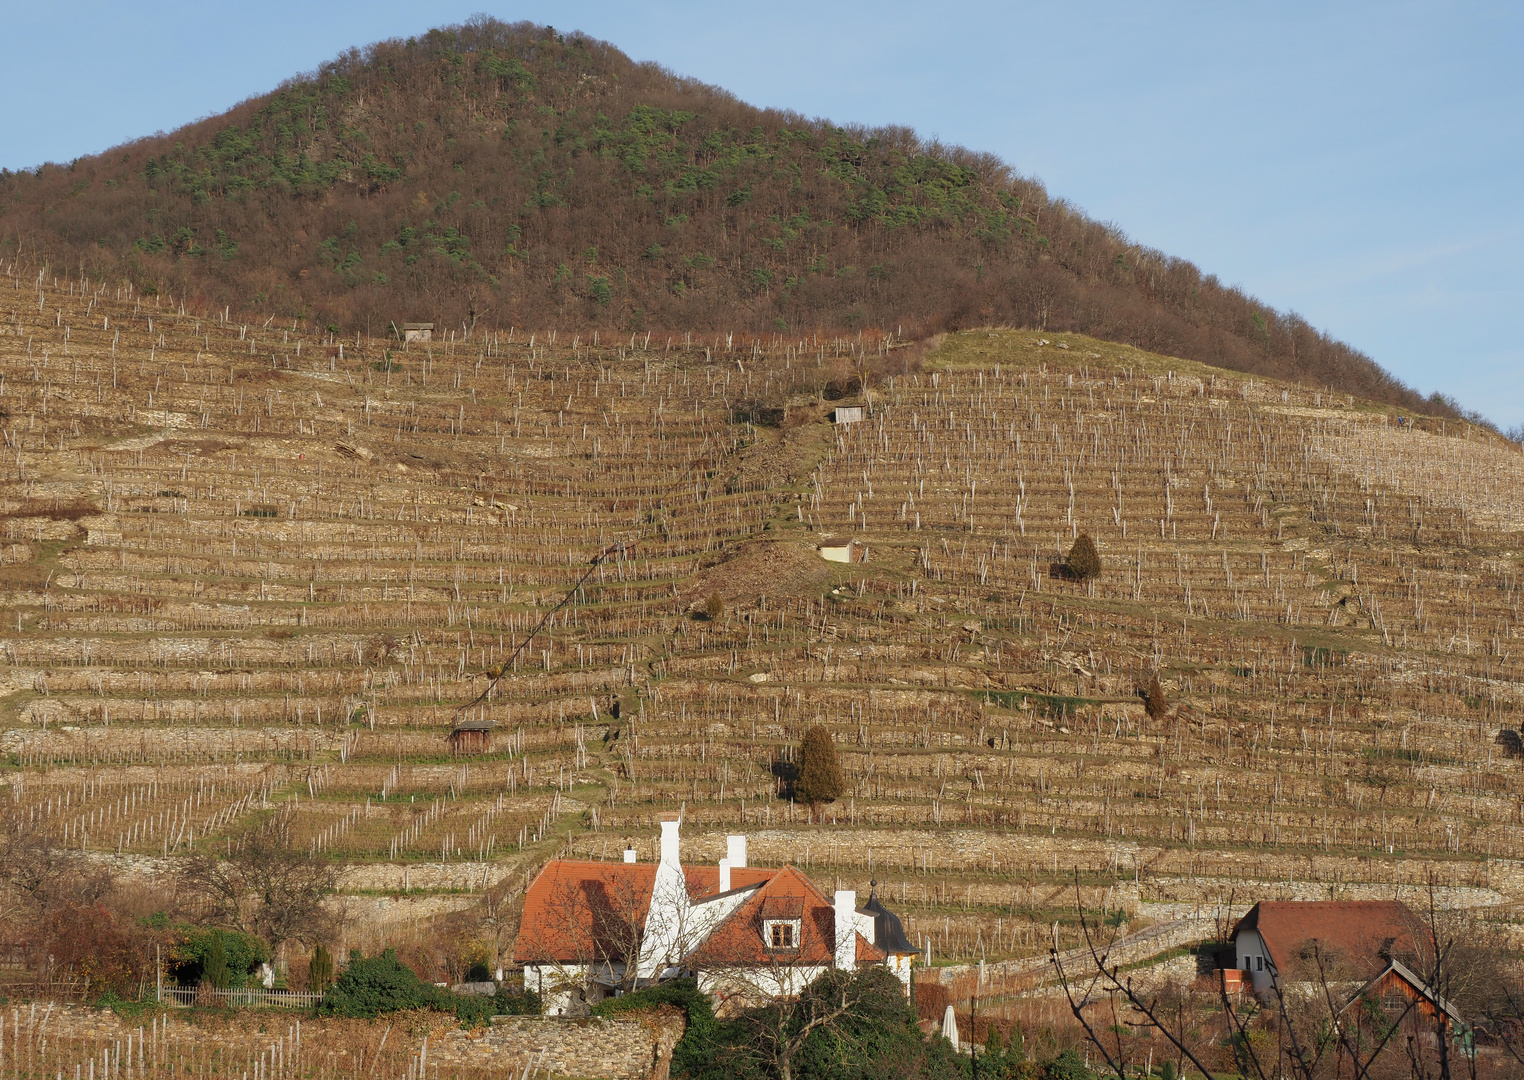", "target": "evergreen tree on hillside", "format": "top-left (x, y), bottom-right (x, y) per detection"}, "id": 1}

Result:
top-left (309, 943), bottom-right (335, 993)
top-left (1065, 533), bottom-right (1102, 580)
top-left (1142, 672), bottom-right (1169, 720)
top-left (794, 726), bottom-right (844, 807)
